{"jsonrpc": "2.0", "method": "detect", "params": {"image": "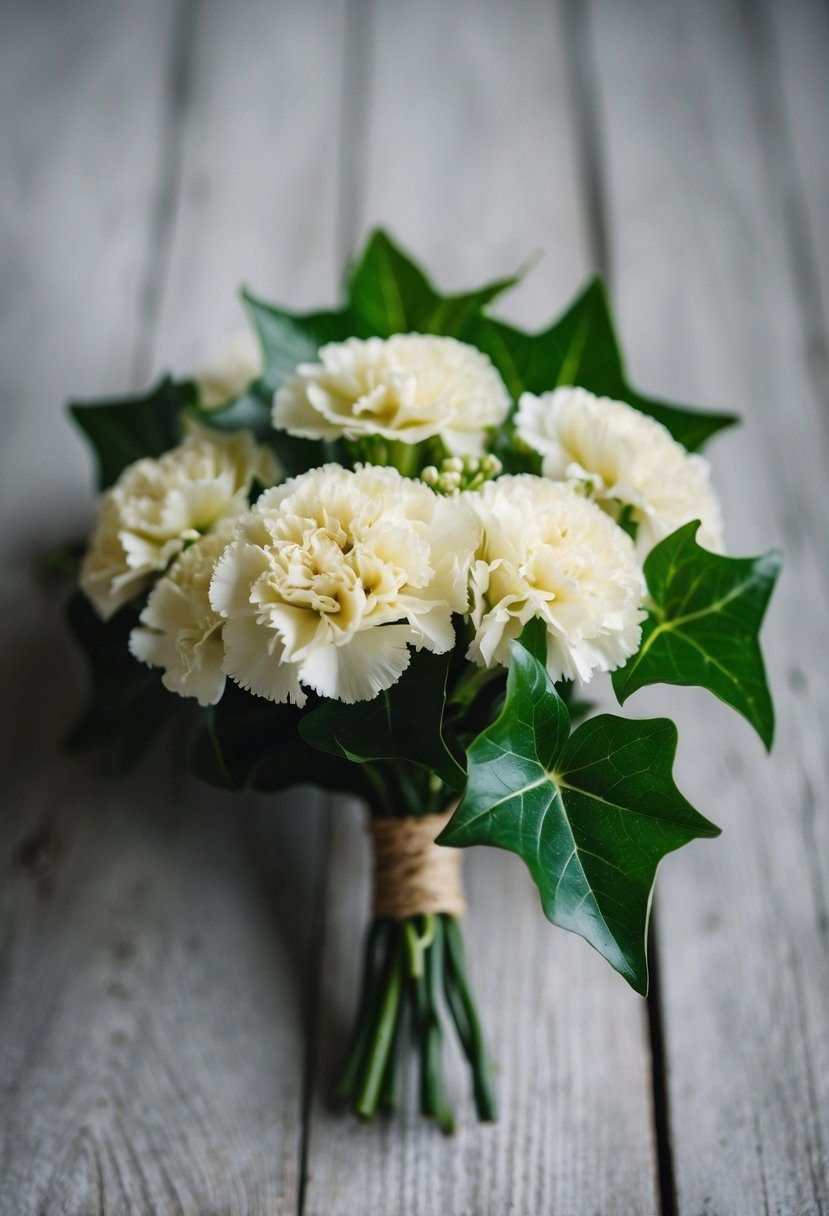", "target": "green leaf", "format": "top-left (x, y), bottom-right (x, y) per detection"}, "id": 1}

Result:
top-left (69, 376), bottom-right (194, 490)
top-left (440, 632), bottom-right (718, 994)
top-left (471, 278), bottom-right (736, 452)
top-left (63, 591), bottom-right (177, 773)
top-left (242, 289), bottom-right (354, 392)
top-left (191, 380), bottom-right (322, 479)
top-left (193, 383), bottom-right (274, 440)
top-left (348, 229), bottom-right (521, 339)
top-left (193, 680), bottom-right (374, 802)
top-left (612, 522), bottom-right (782, 749)
top-left (299, 648), bottom-right (466, 790)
